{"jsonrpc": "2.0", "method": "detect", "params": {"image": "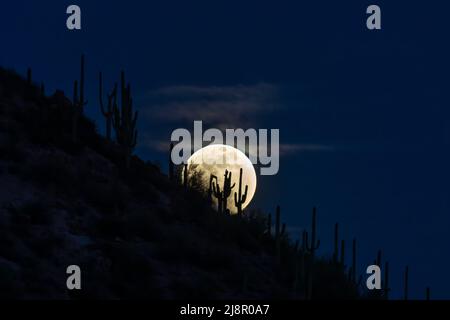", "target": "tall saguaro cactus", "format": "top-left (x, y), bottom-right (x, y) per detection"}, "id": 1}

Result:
top-left (99, 71), bottom-right (117, 141)
top-left (384, 261), bottom-right (390, 300)
top-left (72, 54), bottom-right (88, 143)
top-left (305, 207), bottom-right (320, 300)
top-left (349, 238), bottom-right (357, 283)
top-left (234, 168), bottom-right (248, 216)
top-left (112, 71), bottom-right (138, 169)
top-left (340, 239), bottom-right (345, 266)
top-left (183, 164), bottom-right (188, 190)
top-left (275, 205), bottom-right (281, 259)
top-left (222, 170), bottom-right (234, 213)
top-left (169, 143), bottom-right (175, 181)
top-left (212, 179), bottom-right (223, 213)
top-left (305, 207), bottom-right (320, 257)
top-left (333, 223), bottom-right (339, 264)
top-left (404, 266), bottom-right (409, 300)
top-left (212, 170), bottom-right (235, 214)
